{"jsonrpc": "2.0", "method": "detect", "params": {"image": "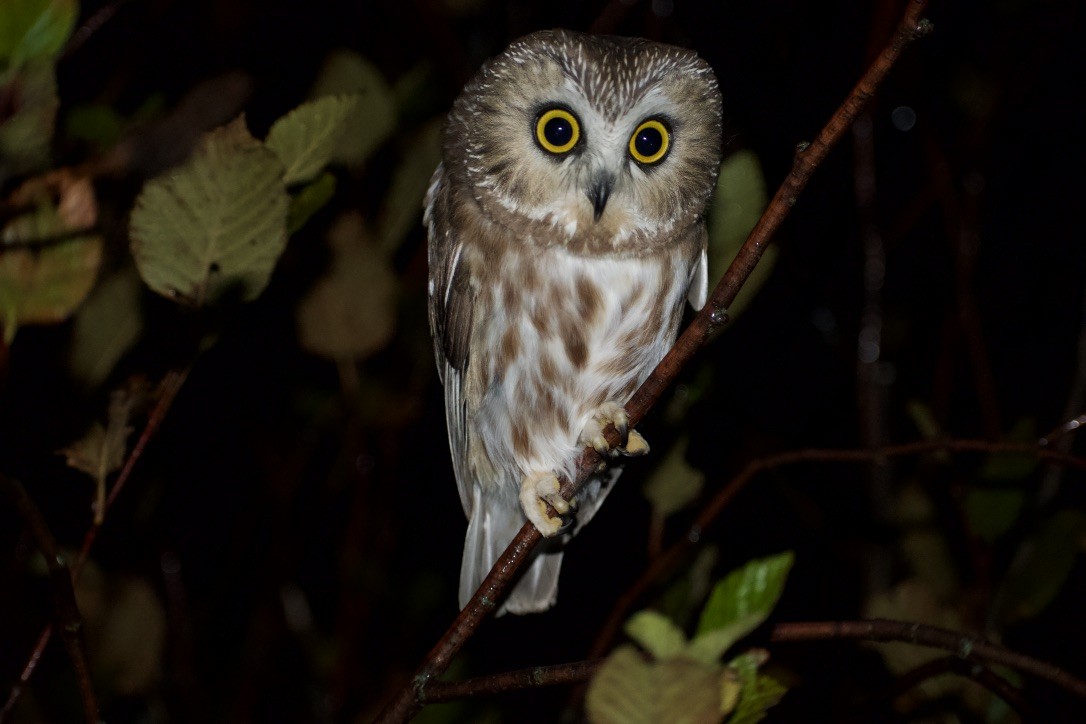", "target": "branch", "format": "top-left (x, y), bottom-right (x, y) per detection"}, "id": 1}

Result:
top-left (770, 619), bottom-right (1086, 700)
top-left (587, 438), bottom-right (1086, 659)
top-left (373, 3), bottom-right (934, 721)
top-left (873, 655), bottom-right (1033, 720)
top-left (423, 660), bottom-right (603, 704)
top-left (0, 475), bottom-right (98, 724)
top-left (1, 368), bottom-right (189, 719)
